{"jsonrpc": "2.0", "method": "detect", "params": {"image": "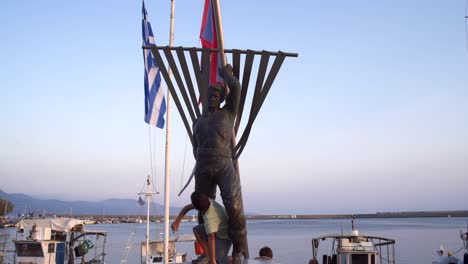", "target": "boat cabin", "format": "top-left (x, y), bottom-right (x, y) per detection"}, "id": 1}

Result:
top-left (14, 239), bottom-right (67, 264)
top-left (311, 230), bottom-right (395, 264)
top-left (13, 218), bottom-right (107, 264)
